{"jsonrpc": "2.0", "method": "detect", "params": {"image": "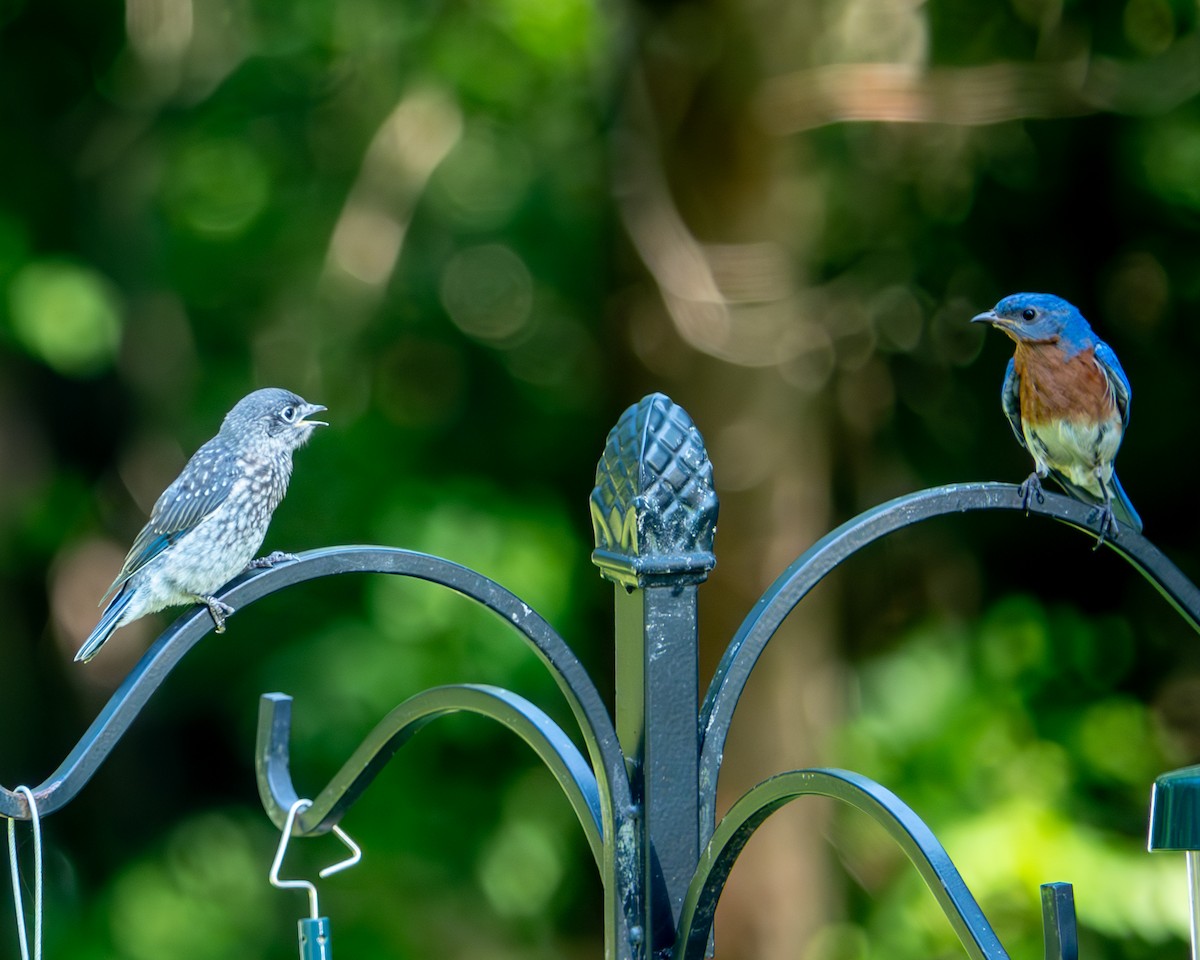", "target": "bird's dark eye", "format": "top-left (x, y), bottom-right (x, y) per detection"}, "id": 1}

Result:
top-left (1021, 308), bottom-right (1037, 321)
top-left (280, 406), bottom-right (297, 423)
